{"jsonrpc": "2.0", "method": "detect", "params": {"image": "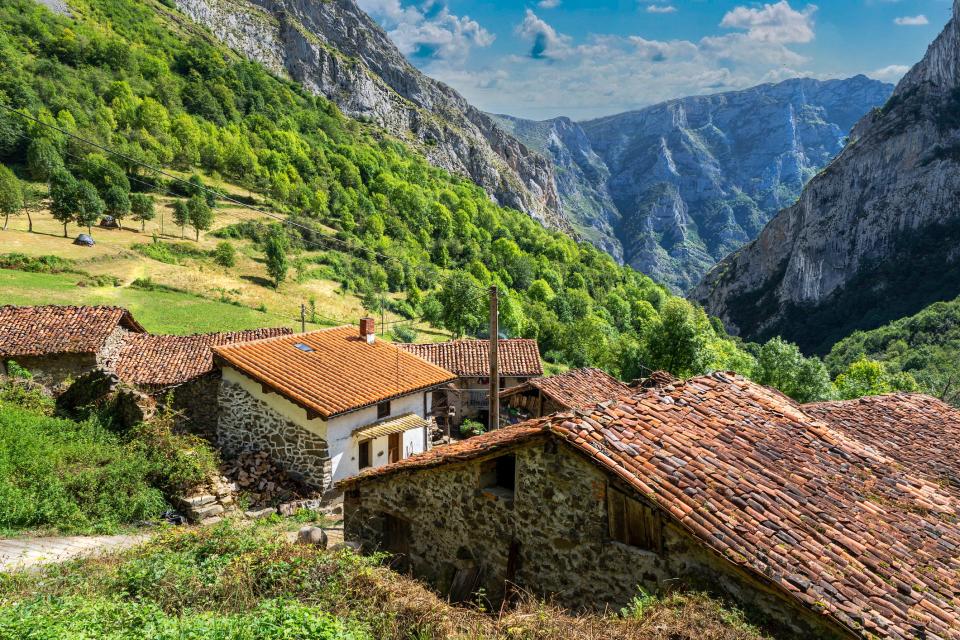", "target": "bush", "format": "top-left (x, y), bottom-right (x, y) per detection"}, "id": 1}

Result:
top-left (212, 240), bottom-right (236, 267)
top-left (128, 404), bottom-right (220, 496)
top-left (459, 419), bottom-right (486, 437)
top-left (0, 253), bottom-right (78, 274)
top-left (133, 240), bottom-right (208, 265)
top-left (0, 403), bottom-right (167, 534)
top-left (390, 325), bottom-right (417, 343)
